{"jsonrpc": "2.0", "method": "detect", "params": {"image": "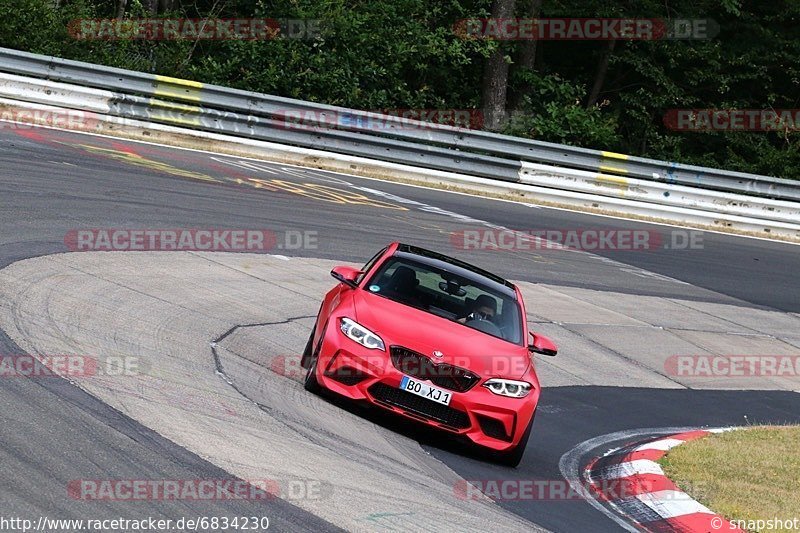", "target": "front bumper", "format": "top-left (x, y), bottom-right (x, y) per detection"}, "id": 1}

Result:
top-left (313, 326), bottom-right (539, 451)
